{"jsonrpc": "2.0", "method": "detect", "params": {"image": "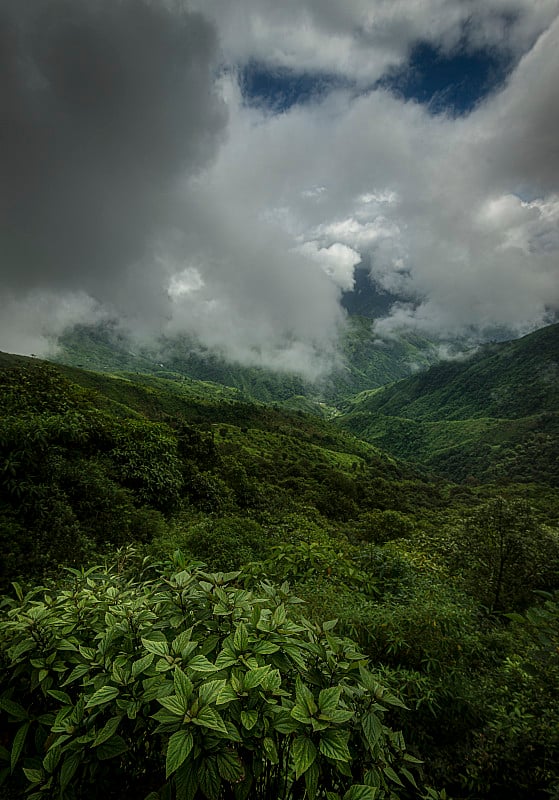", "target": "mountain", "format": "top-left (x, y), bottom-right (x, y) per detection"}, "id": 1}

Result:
top-left (336, 322), bottom-right (559, 484)
top-left (53, 315), bottom-right (440, 407)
